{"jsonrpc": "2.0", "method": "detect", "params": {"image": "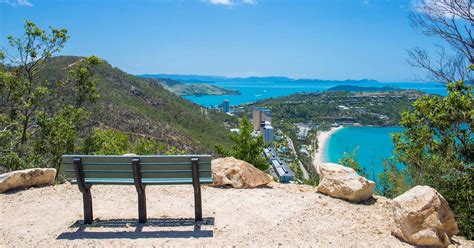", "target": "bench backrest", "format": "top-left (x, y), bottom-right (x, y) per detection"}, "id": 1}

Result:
top-left (62, 155), bottom-right (213, 185)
